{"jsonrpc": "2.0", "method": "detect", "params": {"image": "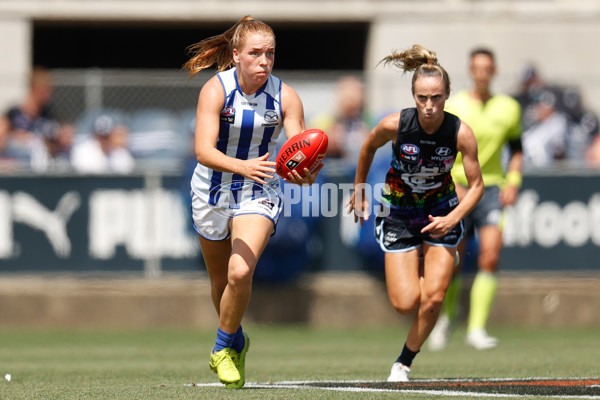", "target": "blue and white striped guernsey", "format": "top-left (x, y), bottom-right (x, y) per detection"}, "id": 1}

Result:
top-left (191, 67), bottom-right (284, 207)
